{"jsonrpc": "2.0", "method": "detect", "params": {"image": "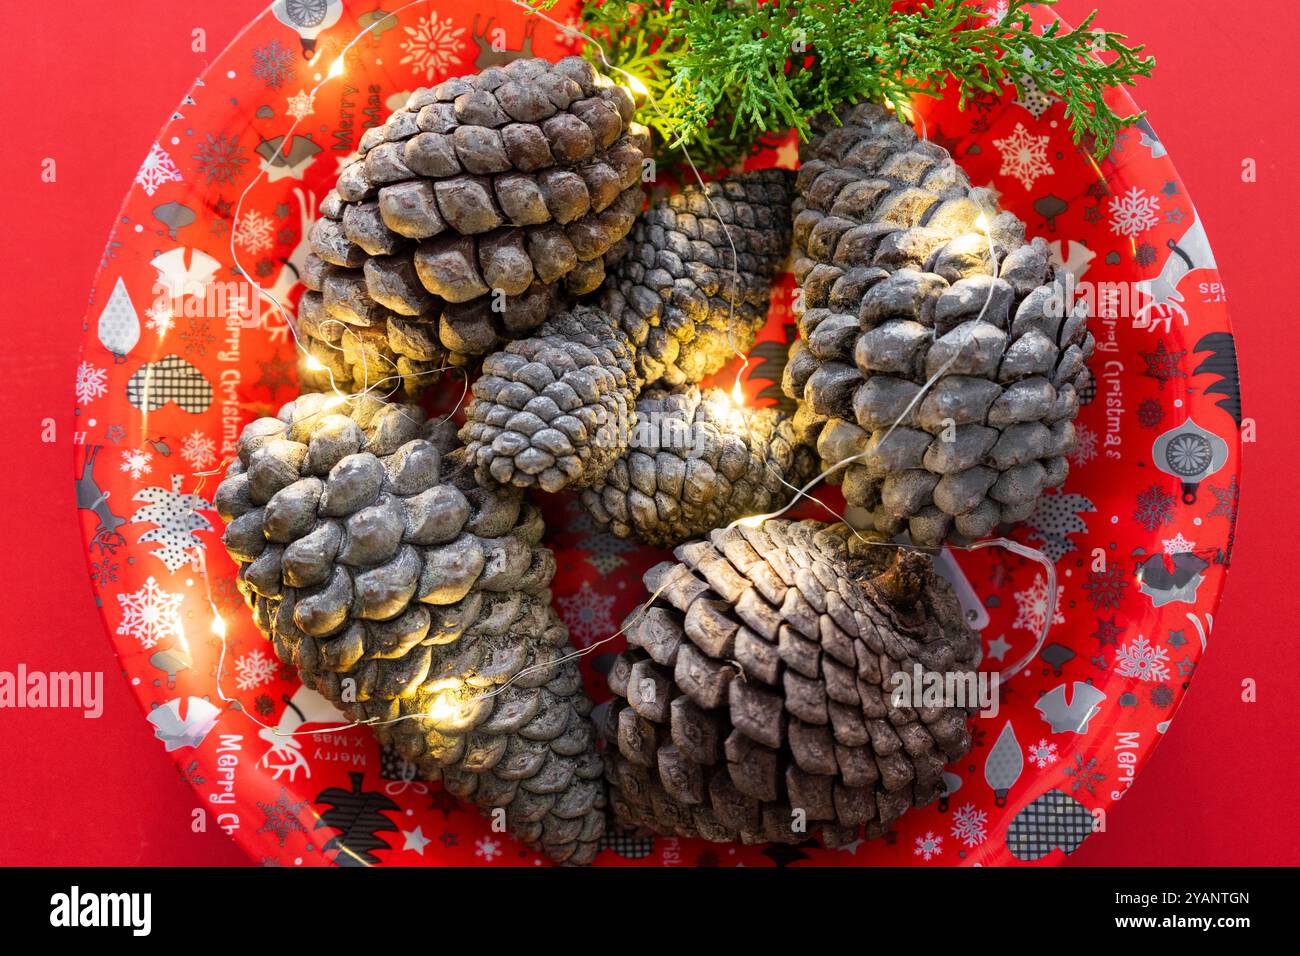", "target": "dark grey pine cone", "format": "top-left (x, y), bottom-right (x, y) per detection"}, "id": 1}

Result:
top-left (782, 103), bottom-right (1094, 547)
top-left (580, 386), bottom-right (817, 548)
top-left (459, 305), bottom-right (640, 493)
top-left (603, 520), bottom-right (980, 846)
top-left (214, 392), bottom-right (605, 864)
top-left (298, 55), bottom-right (649, 398)
top-left (599, 169), bottom-right (795, 388)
